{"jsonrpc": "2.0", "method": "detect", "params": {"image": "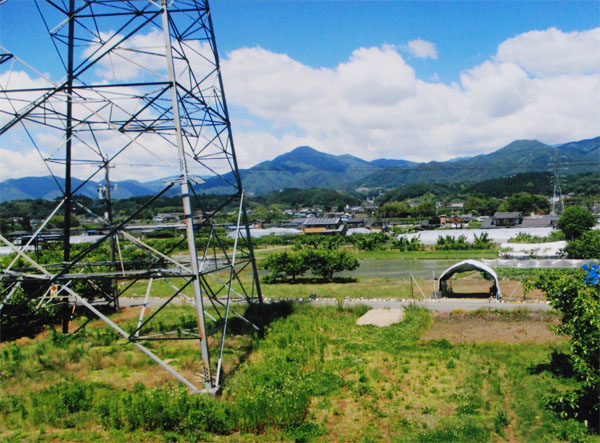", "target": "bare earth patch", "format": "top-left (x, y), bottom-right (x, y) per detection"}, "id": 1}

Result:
top-left (442, 278), bottom-right (546, 301)
top-left (356, 308), bottom-right (405, 327)
top-left (422, 311), bottom-right (565, 344)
